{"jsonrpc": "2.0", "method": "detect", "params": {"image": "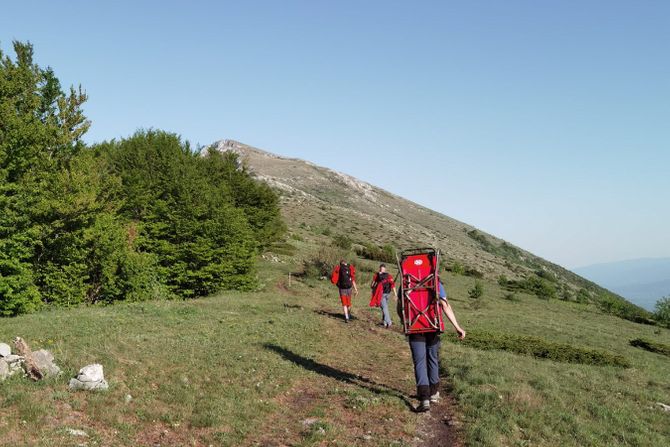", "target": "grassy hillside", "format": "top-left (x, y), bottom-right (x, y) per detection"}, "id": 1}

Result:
top-left (1, 256), bottom-right (669, 446)
top-left (214, 140), bottom-right (652, 325)
top-left (2, 141), bottom-right (668, 446)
